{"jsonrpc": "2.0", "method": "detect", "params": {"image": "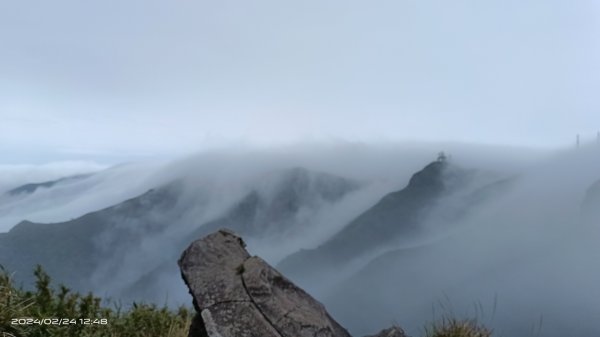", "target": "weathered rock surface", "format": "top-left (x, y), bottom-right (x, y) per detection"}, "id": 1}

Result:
top-left (179, 229), bottom-right (355, 337)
